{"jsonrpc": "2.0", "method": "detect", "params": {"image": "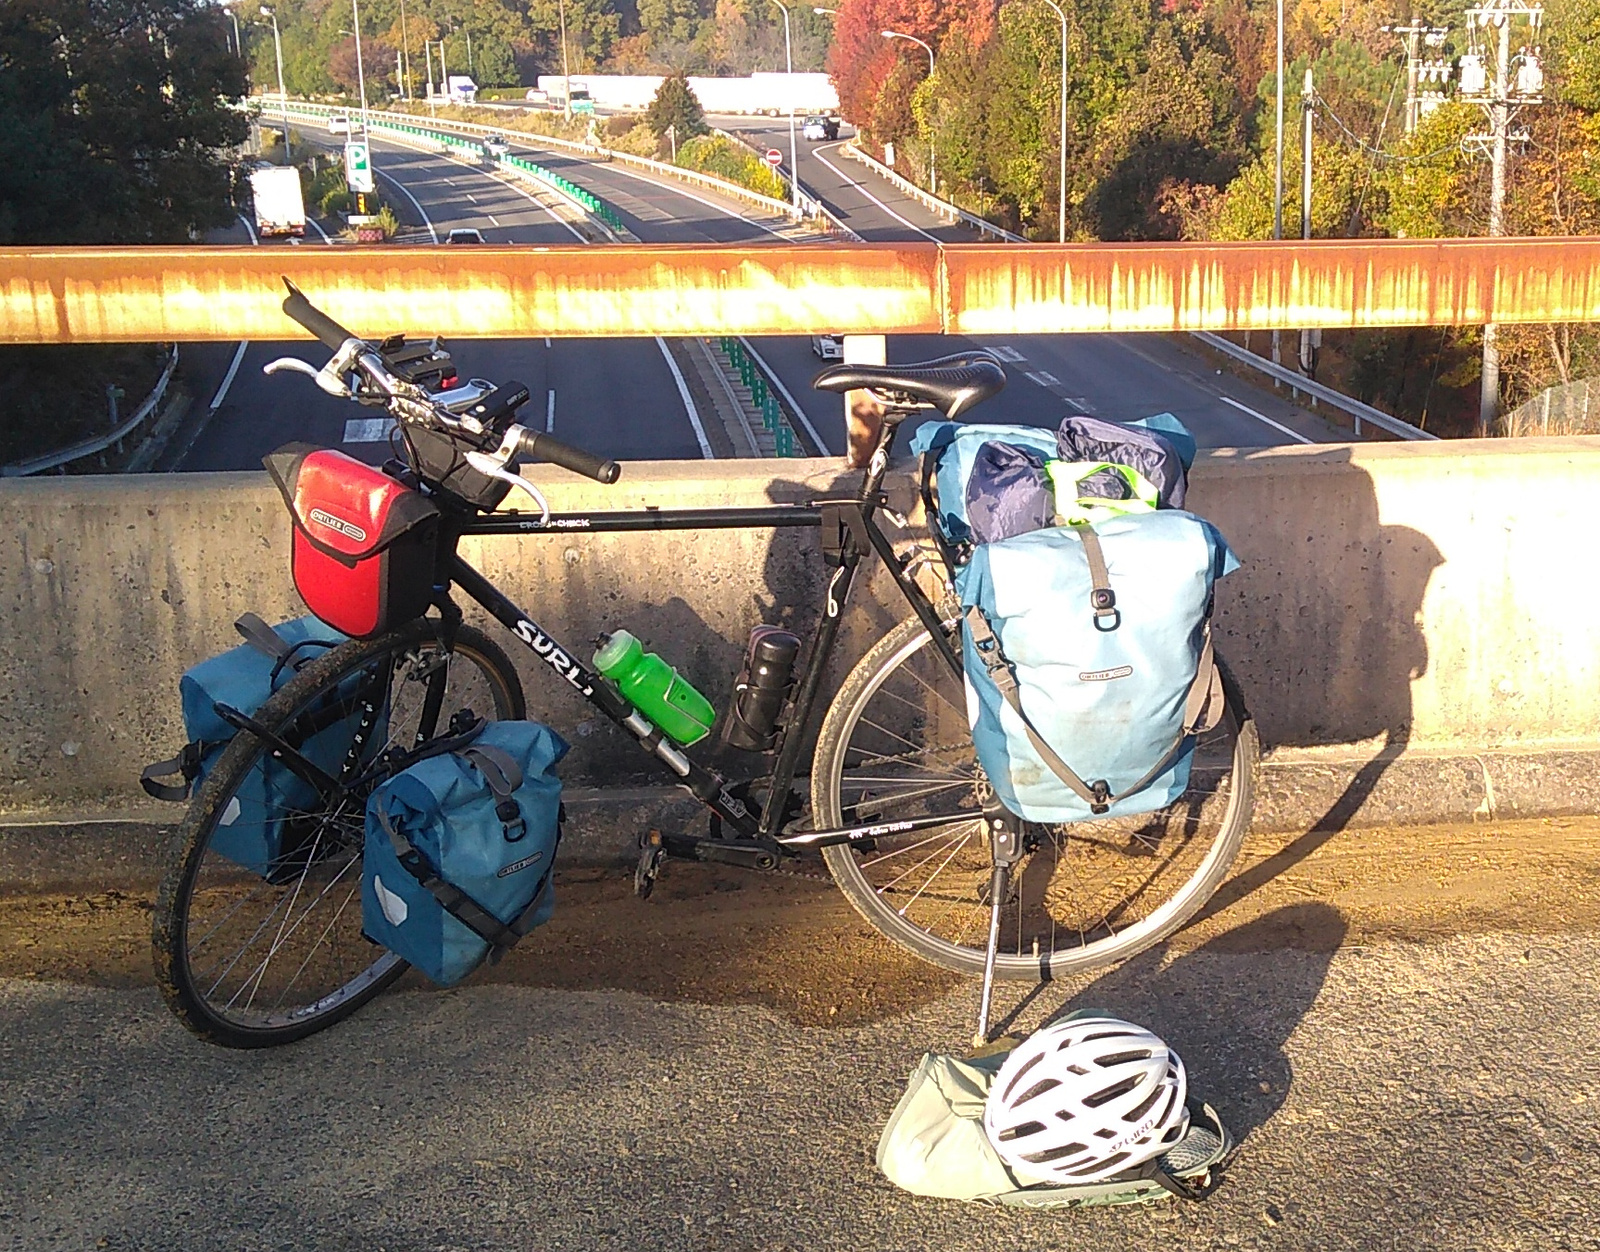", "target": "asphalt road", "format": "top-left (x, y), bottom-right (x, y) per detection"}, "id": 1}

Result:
top-left (5, 927), bottom-right (1596, 1250)
top-left (172, 128), bottom-right (1348, 472)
